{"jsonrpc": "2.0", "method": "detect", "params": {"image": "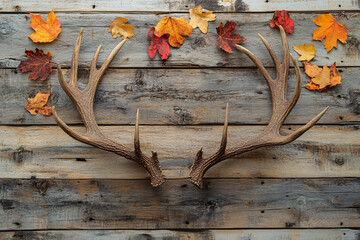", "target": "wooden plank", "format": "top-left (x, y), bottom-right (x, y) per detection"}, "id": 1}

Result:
top-left (0, 0), bottom-right (358, 13)
top-left (0, 125), bottom-right (359, 179)
top-left (1, 13), bottom-right (360, 69)
top-left (1, 68), bottom-right (359, 125)
top-left (0, 178), bottom-right (359, 230)
top-left (0, 229), bottom-right (359, 240)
